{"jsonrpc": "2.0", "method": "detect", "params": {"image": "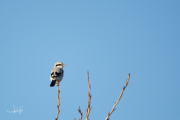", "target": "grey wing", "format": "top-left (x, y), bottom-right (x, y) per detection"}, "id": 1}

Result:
top-left (54, 68), bottom-right (63, 77)
top-left (50, 67), bottom-right (64, 80)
